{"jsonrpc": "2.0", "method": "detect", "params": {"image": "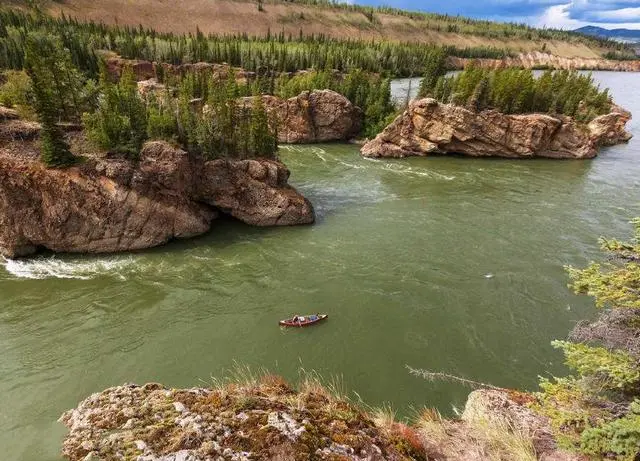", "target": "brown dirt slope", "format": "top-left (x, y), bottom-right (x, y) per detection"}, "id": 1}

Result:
top-left (40, 0), bottom-right (609, 59)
